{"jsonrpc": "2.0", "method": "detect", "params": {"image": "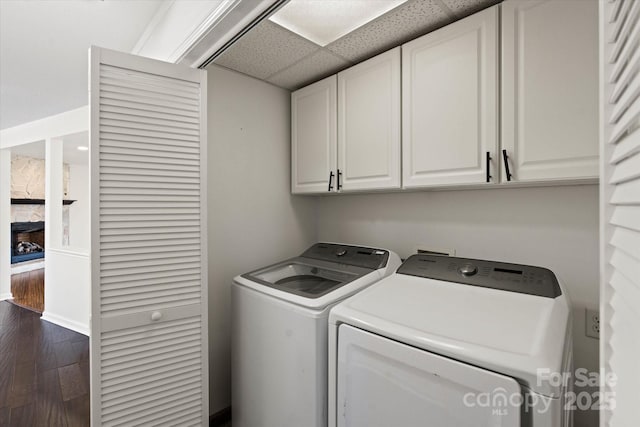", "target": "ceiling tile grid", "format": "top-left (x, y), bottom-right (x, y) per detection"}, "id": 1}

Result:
top-left (214, 20), bottom-right (320, 80)
top-left (325, 0), bottom-right (453, 63)
top-left (213, 0), bottom-right (499, 90)
top-left (267, 50), bottom-right (351, 89)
